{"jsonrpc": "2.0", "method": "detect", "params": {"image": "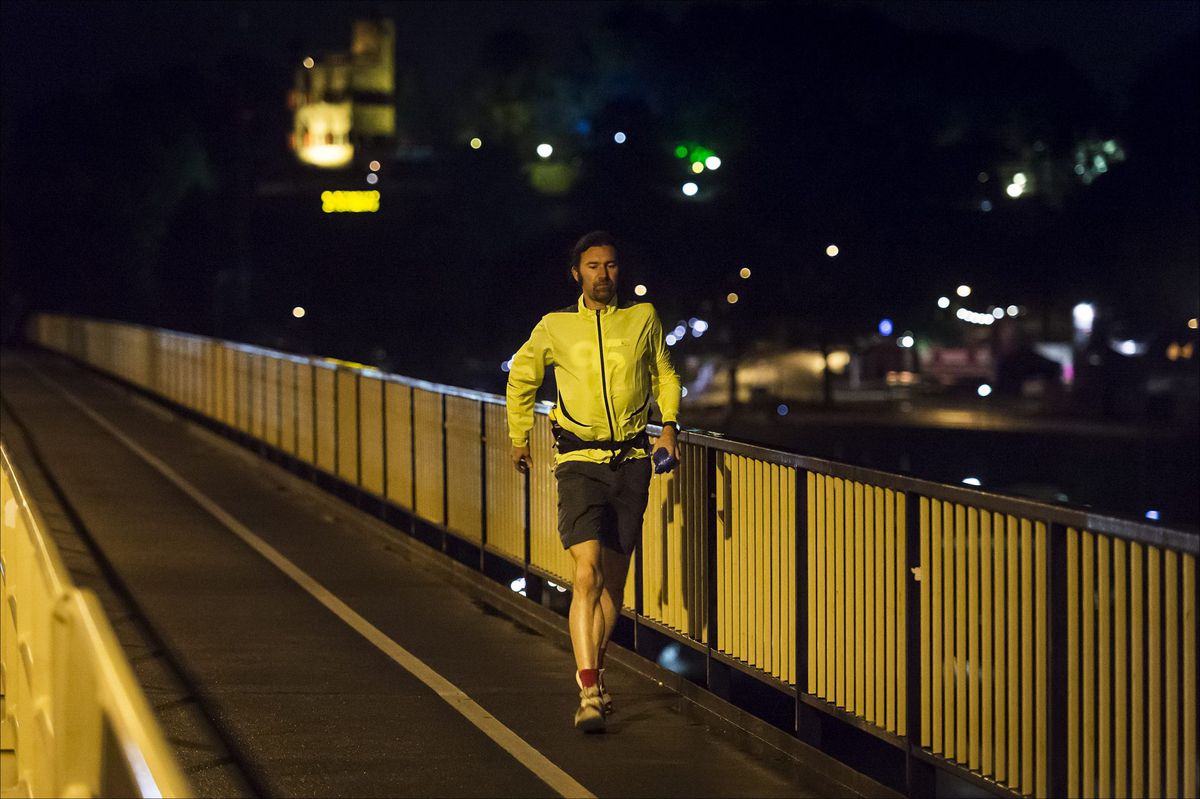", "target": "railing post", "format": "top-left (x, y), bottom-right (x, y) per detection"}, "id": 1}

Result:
top-left (441, 392), bottom-right (449, 553)
top-left (705, 445), bottom-right (719, 694)
top-left (380, 375), bottom-right (388, 523)
top-left (1049, 521), bottom-right (1070, 798)
top-left (905, 490), bottom-right (933, 797)
top-left (409, 385), bottom-right (417, 534)
top-left (794, 468), bottom-right (821, 746)
top-left (479, 401), bottom-right (488, 573)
